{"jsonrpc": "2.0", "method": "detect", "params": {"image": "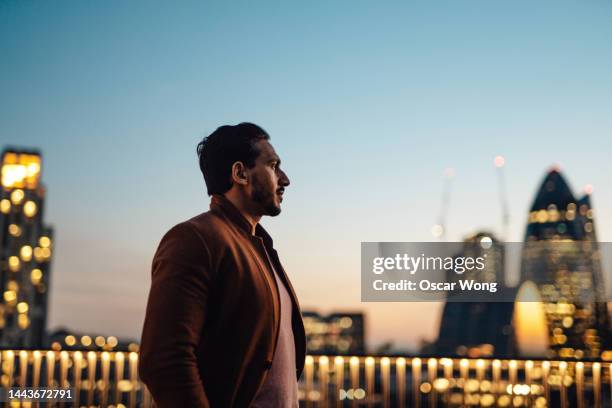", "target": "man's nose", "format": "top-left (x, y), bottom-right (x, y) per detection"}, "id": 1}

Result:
top-left (279, 170), bottom-right (290, 187)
